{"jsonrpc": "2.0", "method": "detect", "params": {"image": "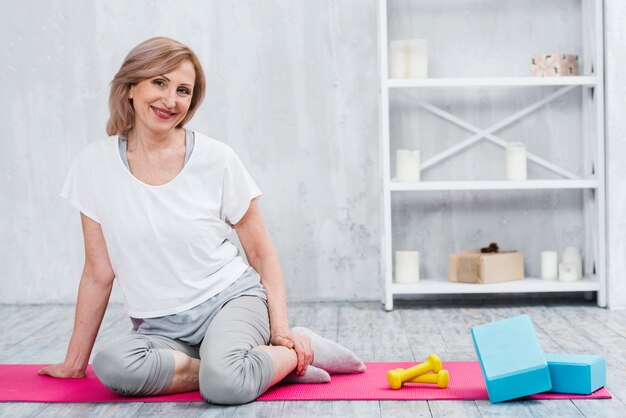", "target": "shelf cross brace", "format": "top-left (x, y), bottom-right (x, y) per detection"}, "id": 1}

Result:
top-left (417, 85), bottom-right (580, 180)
